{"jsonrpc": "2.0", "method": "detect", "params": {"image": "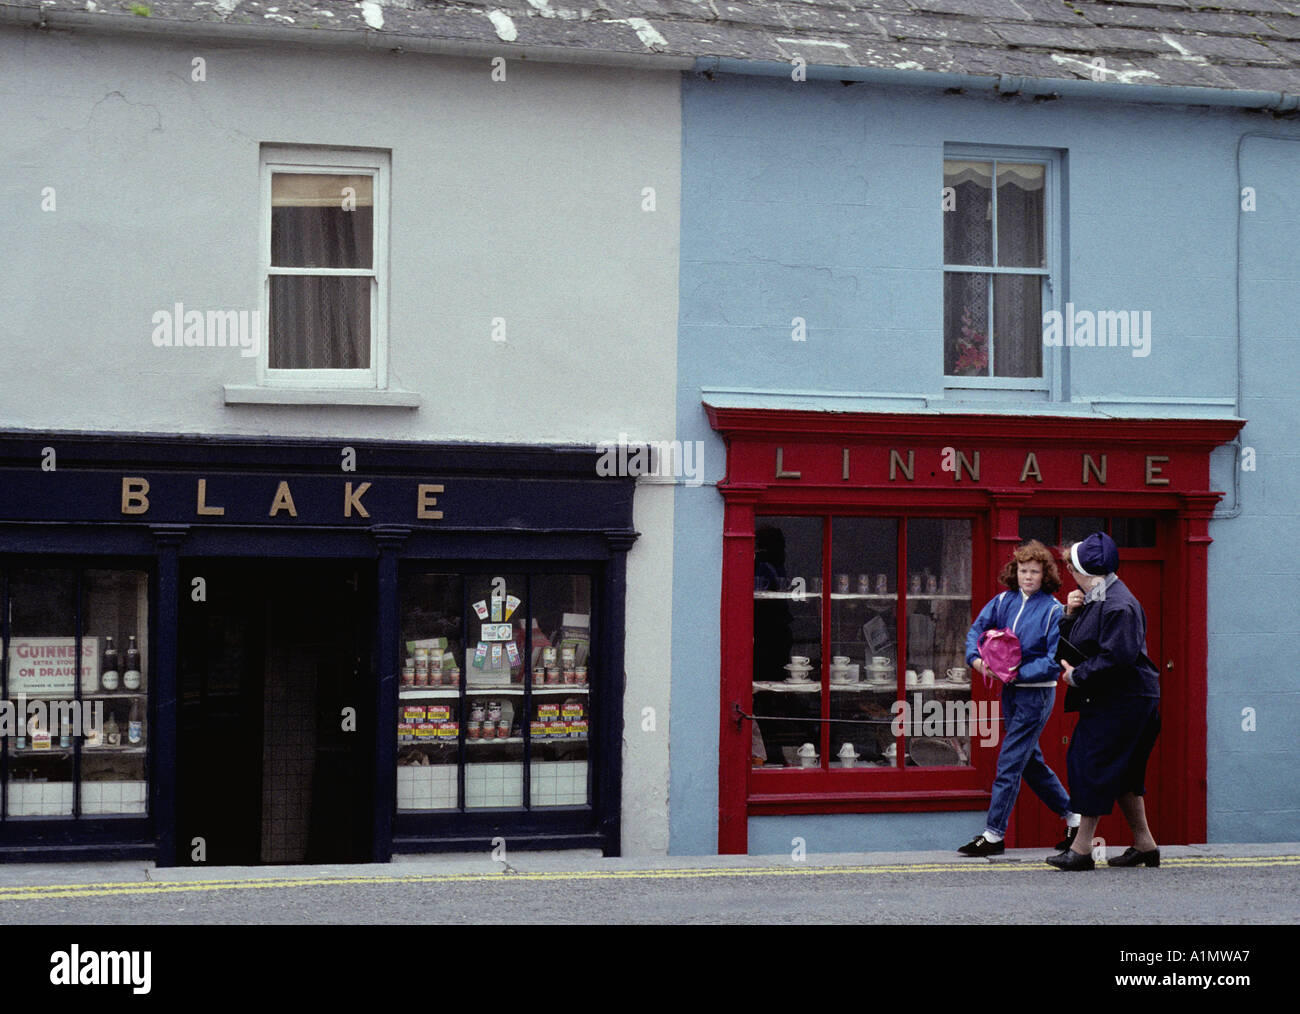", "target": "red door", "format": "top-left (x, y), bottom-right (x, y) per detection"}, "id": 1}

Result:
top-left (1010, 535), bottom-right (1173, 849)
